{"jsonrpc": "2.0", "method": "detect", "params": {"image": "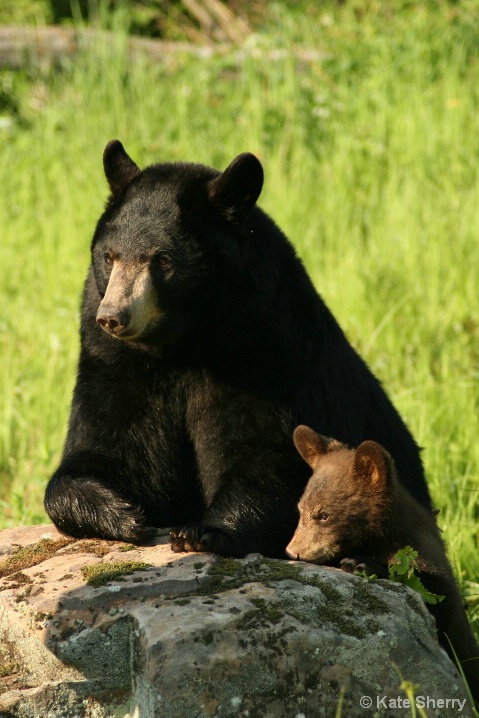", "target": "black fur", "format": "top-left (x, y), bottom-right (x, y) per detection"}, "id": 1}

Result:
top-left (44, 145), bottom-right (430, 557)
